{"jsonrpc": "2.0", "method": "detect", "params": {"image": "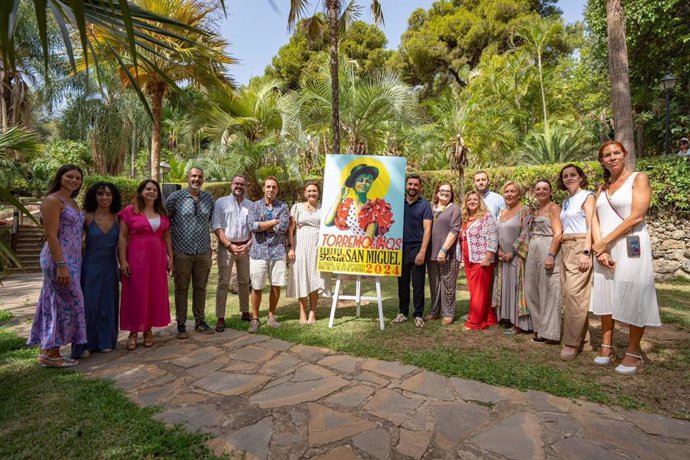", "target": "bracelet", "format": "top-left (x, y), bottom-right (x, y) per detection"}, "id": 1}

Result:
top-left (55, 260), bottom-right (67, 267)
top-left (547, 252), bottom-right (555, 258)
top-left (440, 247), bottom-right (448, 254)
